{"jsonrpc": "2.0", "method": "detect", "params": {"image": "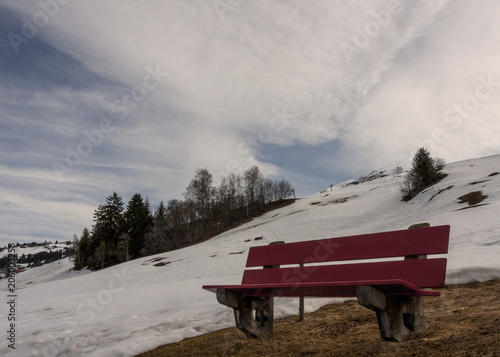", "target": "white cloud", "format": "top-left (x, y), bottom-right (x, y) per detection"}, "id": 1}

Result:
top-left (5, 0), bottom-right (443, 147)
top-left (343, 0), bottom-right (500, 170)
top-left (2, 0), bottom-right (500, 242)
